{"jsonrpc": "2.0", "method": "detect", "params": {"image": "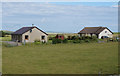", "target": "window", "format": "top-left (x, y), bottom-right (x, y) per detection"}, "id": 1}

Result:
top-left (105, 31), bottom-right (107, 33)
top-left (25, 35), bottom-right (29, 40)
top-left (41, 36), bottom-right (45, 40)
